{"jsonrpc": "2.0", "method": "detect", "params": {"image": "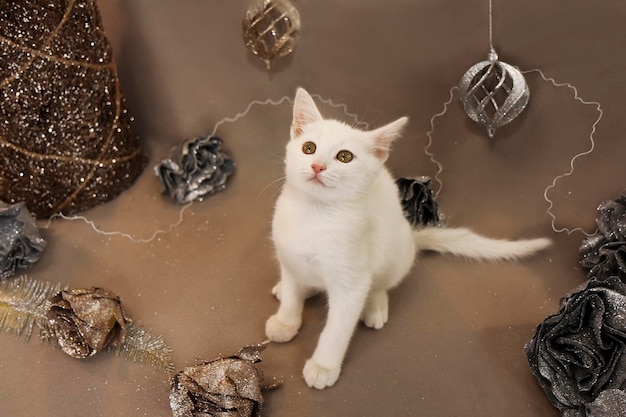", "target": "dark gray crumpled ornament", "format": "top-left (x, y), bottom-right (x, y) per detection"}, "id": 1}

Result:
top-left (579, 195), bottom-right (626, 282)
top-left (525, 277), bottom-right (626, 417)
top-left (169, 342), bottom-right (278, 417)
top-left (155, 135), bottom-right (235, 204)
top-left (0, 201), bottom-right (45, 280)
top-left (395, 176), bottom-right (443, 227)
